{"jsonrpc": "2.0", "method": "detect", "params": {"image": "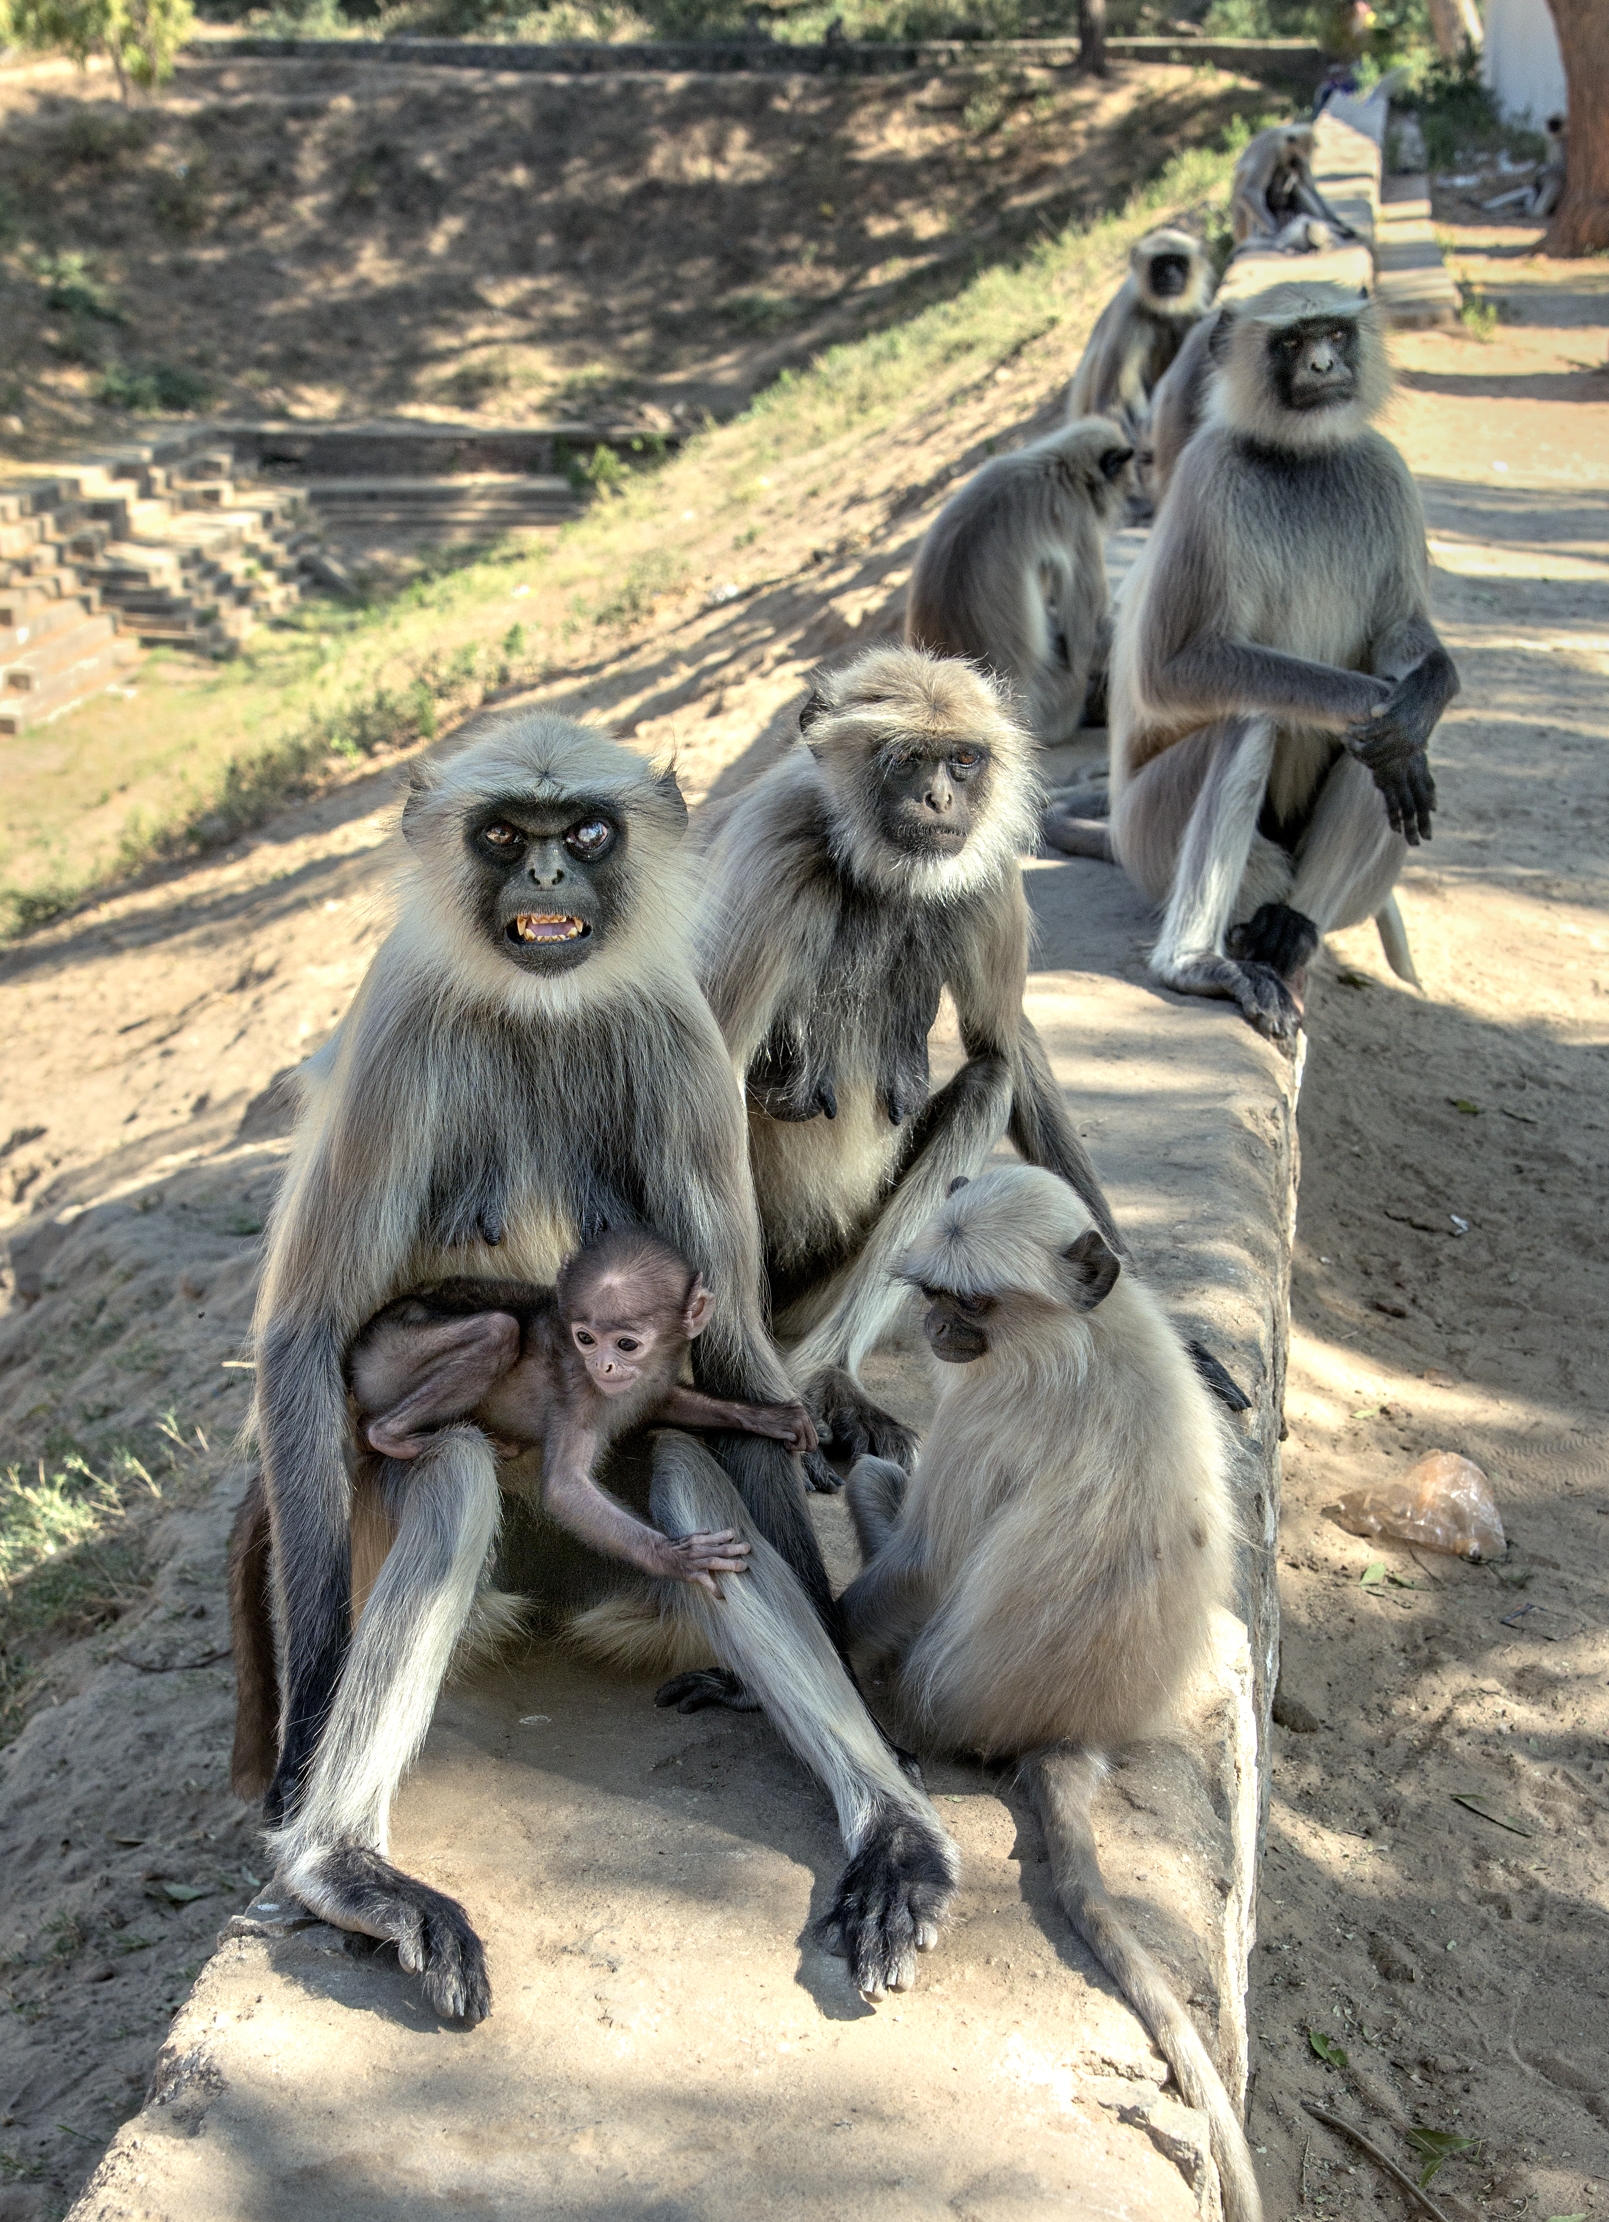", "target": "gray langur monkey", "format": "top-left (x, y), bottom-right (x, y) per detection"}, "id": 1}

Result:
top-left (1230, 122), bottom-right (1359, 250)
top-left (1483, 113), bottom-right (1567, 218)
top-left (1142, 303), bottom-right (1229, 510)
top-left (235, 709), bottom-right (957, 2024)
top-left (838, 1164), bottom-right (1260, 2222)
top-left (1106, 282), bottom-right (1457, 1037)
top-left (1064, 227), bottom-right (1216, 438)
top-left (695, 644), bottom-right (1122, 1469)
top-left (904, 420), bottom-right (1136, 745)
